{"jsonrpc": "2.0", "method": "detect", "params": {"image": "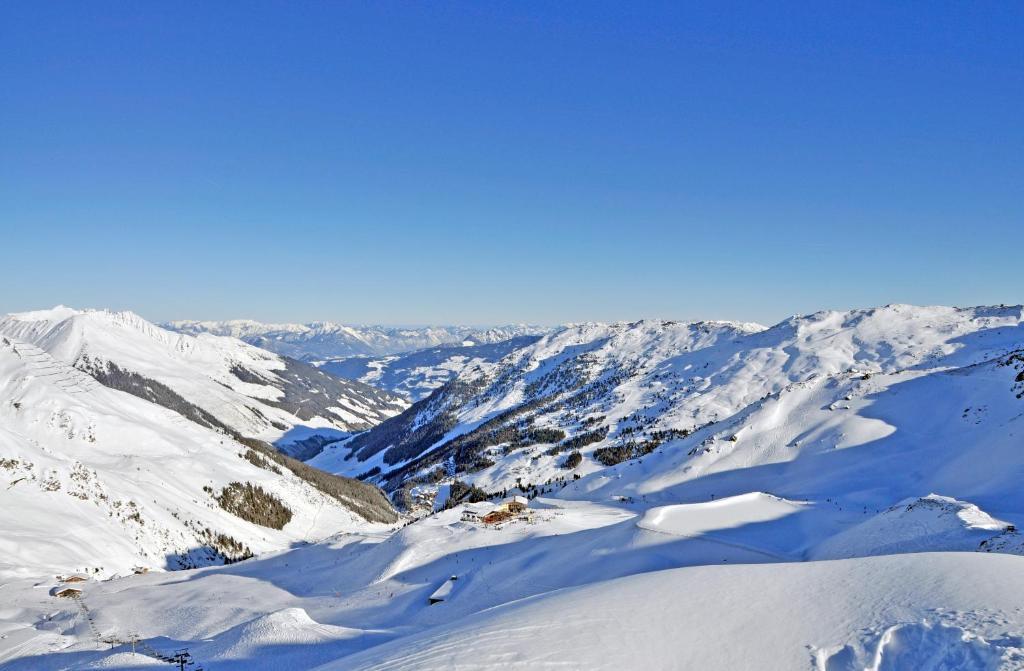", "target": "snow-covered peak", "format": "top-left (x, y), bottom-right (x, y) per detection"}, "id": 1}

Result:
top-left (0, 336), bottom-right (397, 580)
top-left (1, 306), bottom-right (187, 363)
top-left (753, 303), bottom-right (1024, 376)
top-left (326, 303), bottom-right (1024, 504)
top-left (0, 307), bottom-right (408, 443)
top-left (5, 304), bottom-right (83, 322)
